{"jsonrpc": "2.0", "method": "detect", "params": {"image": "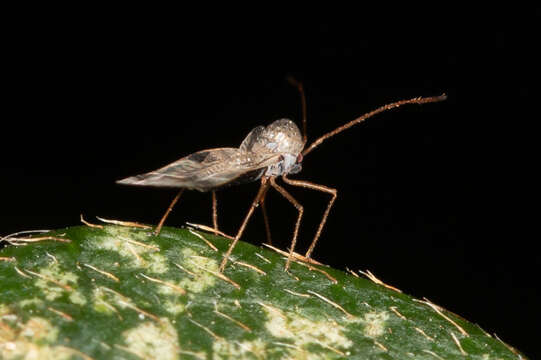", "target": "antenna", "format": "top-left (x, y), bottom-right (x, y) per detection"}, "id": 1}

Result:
top-left (287, 76), bottom-right (308, 144)
top-left (302, 94), bottom-right (447, 157)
